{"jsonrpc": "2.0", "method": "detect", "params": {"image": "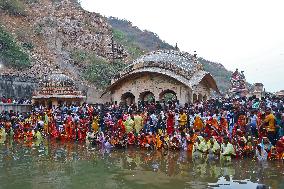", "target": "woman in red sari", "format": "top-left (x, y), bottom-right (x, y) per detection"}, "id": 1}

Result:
top-left (167, 110), bottom-right (174, 135)
top-left (65, 115), bottom-right (73, 140)
top-left (117, 116), bottom-right (126, 134)
top-left (77, 117), bottom-right (88, 141)
top-left (50, 122), bottom-right (59, 139)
